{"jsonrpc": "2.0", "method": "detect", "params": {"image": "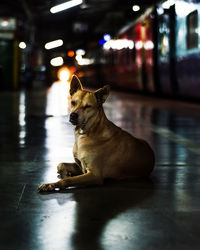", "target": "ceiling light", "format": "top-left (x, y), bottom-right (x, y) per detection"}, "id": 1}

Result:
top-left (50, 0), bottom-right (83, 14)
top-left (45, 39), bottom-right (63, 50)
top-left (132, 5), bottom-right (140, 12)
